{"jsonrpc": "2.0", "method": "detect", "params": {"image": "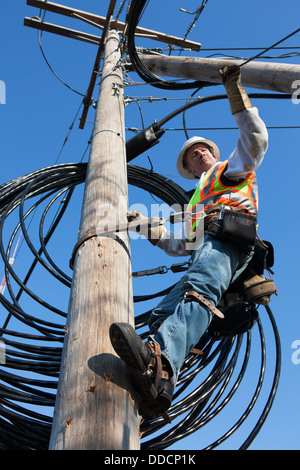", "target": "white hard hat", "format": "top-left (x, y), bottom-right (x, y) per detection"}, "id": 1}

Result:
top-left (176, 136), bottom-right (220, 180)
